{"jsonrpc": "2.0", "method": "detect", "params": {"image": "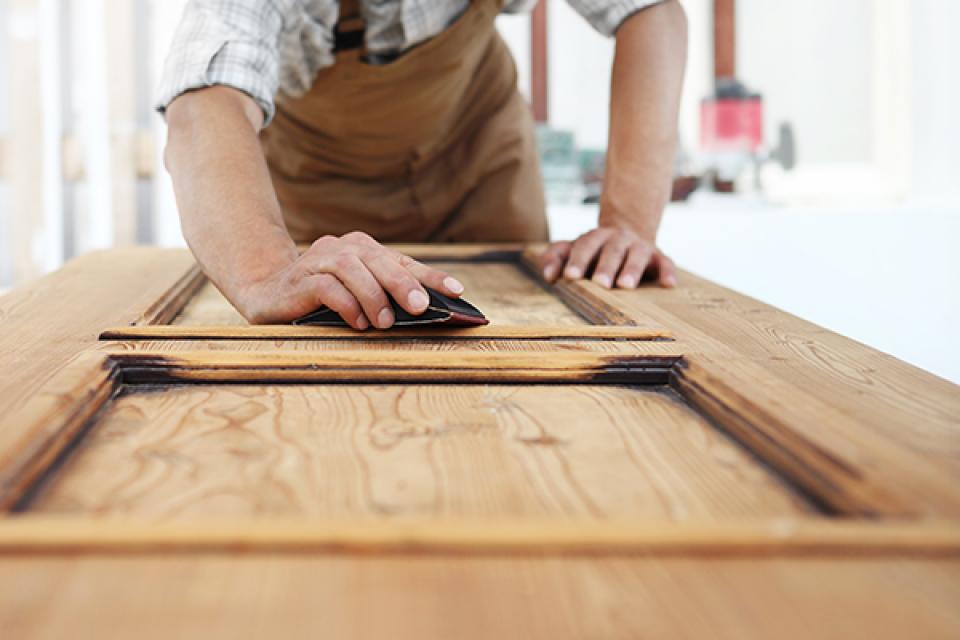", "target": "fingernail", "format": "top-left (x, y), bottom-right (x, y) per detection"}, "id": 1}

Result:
top-left (355, 315), bottom-right (369, 330)
top-left (443, 277), bottom-right (464, 295)
top-left (593, 274), bottom-right (612, 288)
top-left (665, 275), bottom-right (677, 287)
top-left (618, 275), bottom-right (637, 289)
top-left (408, 289), bottom-right (429, 311)
top-left (543, 264), bottom-right (558, 281)
top-left (377, 307), bottom-right (394, 328)
top-left (564, 266), bottom-right (582, 279)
